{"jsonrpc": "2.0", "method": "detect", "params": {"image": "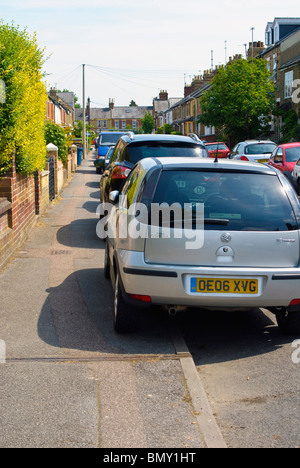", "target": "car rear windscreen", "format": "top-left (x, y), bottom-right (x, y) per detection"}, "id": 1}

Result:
top-left (100, 134), bottom-right (124, 145)
top-left (150, 170), bottom-right (298, 231)
top-left (124, 143), bottom-right (206, 165)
